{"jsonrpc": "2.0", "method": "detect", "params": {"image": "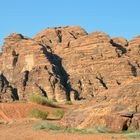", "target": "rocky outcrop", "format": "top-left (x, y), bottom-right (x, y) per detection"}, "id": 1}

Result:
top-left (61, 82), bottom-right (140, 131)
top-left (0, 32), bottom-right (68, 102)
top-left (0, 26), bottom-right (88, 102)
top-left (34, 26), bottom-right (87, 48)
top-left (1, 26), bottom-right (140, 131)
